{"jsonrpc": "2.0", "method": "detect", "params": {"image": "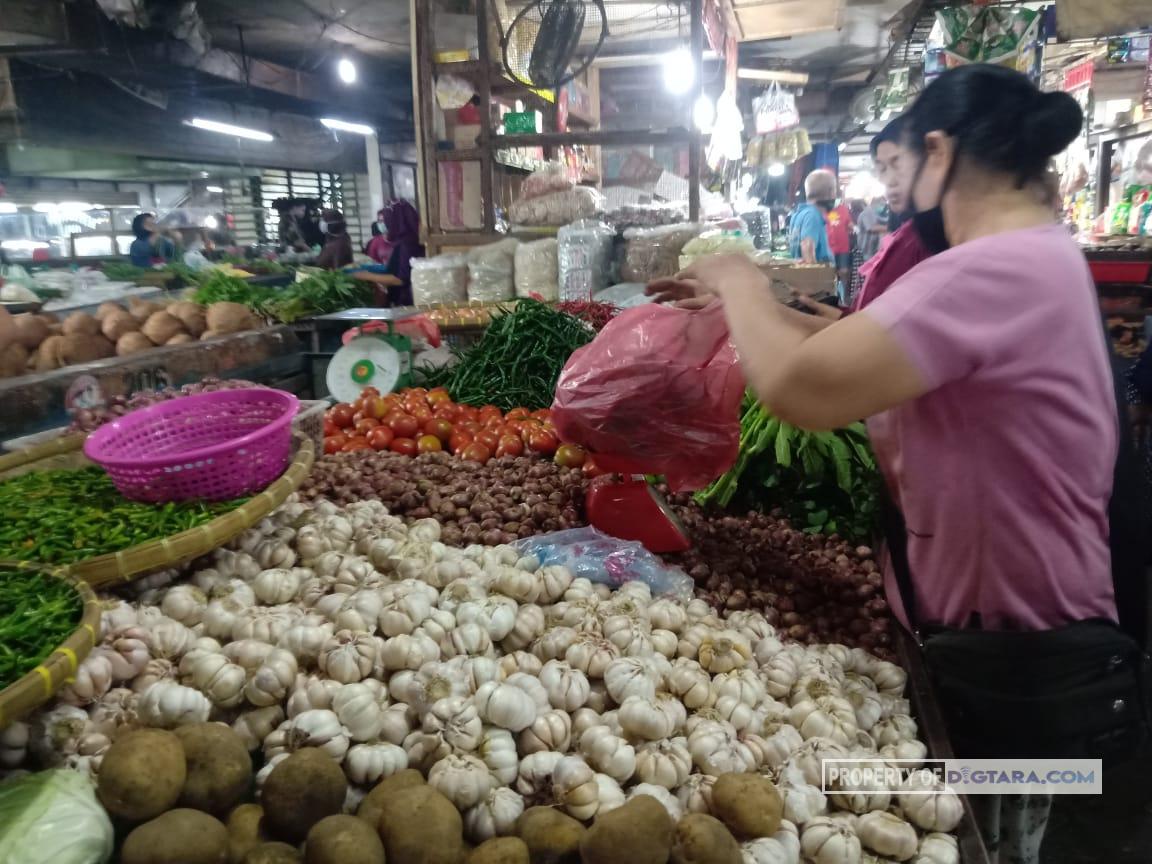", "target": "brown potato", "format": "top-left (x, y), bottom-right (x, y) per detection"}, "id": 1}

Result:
top-left (261, 748), bottom-right (347, 844)
top-left (121, 808), bottom-right (229, 864)
top-left (670, 814), bottom-right (741, 864)
top-left (228, 804), bottom-right (270, 864)
top-left (243, 842), bottom-right (302, 864)
top-left (305, 814), bottom-right (384, 864)
top-left (378, 785), bottom-right (465, 864)
top-left (469, 837), bottom-right (530, 864)
top-left (176, 722), bottom-right (253, 814)
top-left (356, 768), bottom-right (425, 826)
top-left (98, 728), bottom-right (186, 821)
top-left (580, 796), bottom-right (674, 864)
top-left (516, 806), bottom-right (584, 864)
top-left (711, 774), bottom-right (783, 839)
